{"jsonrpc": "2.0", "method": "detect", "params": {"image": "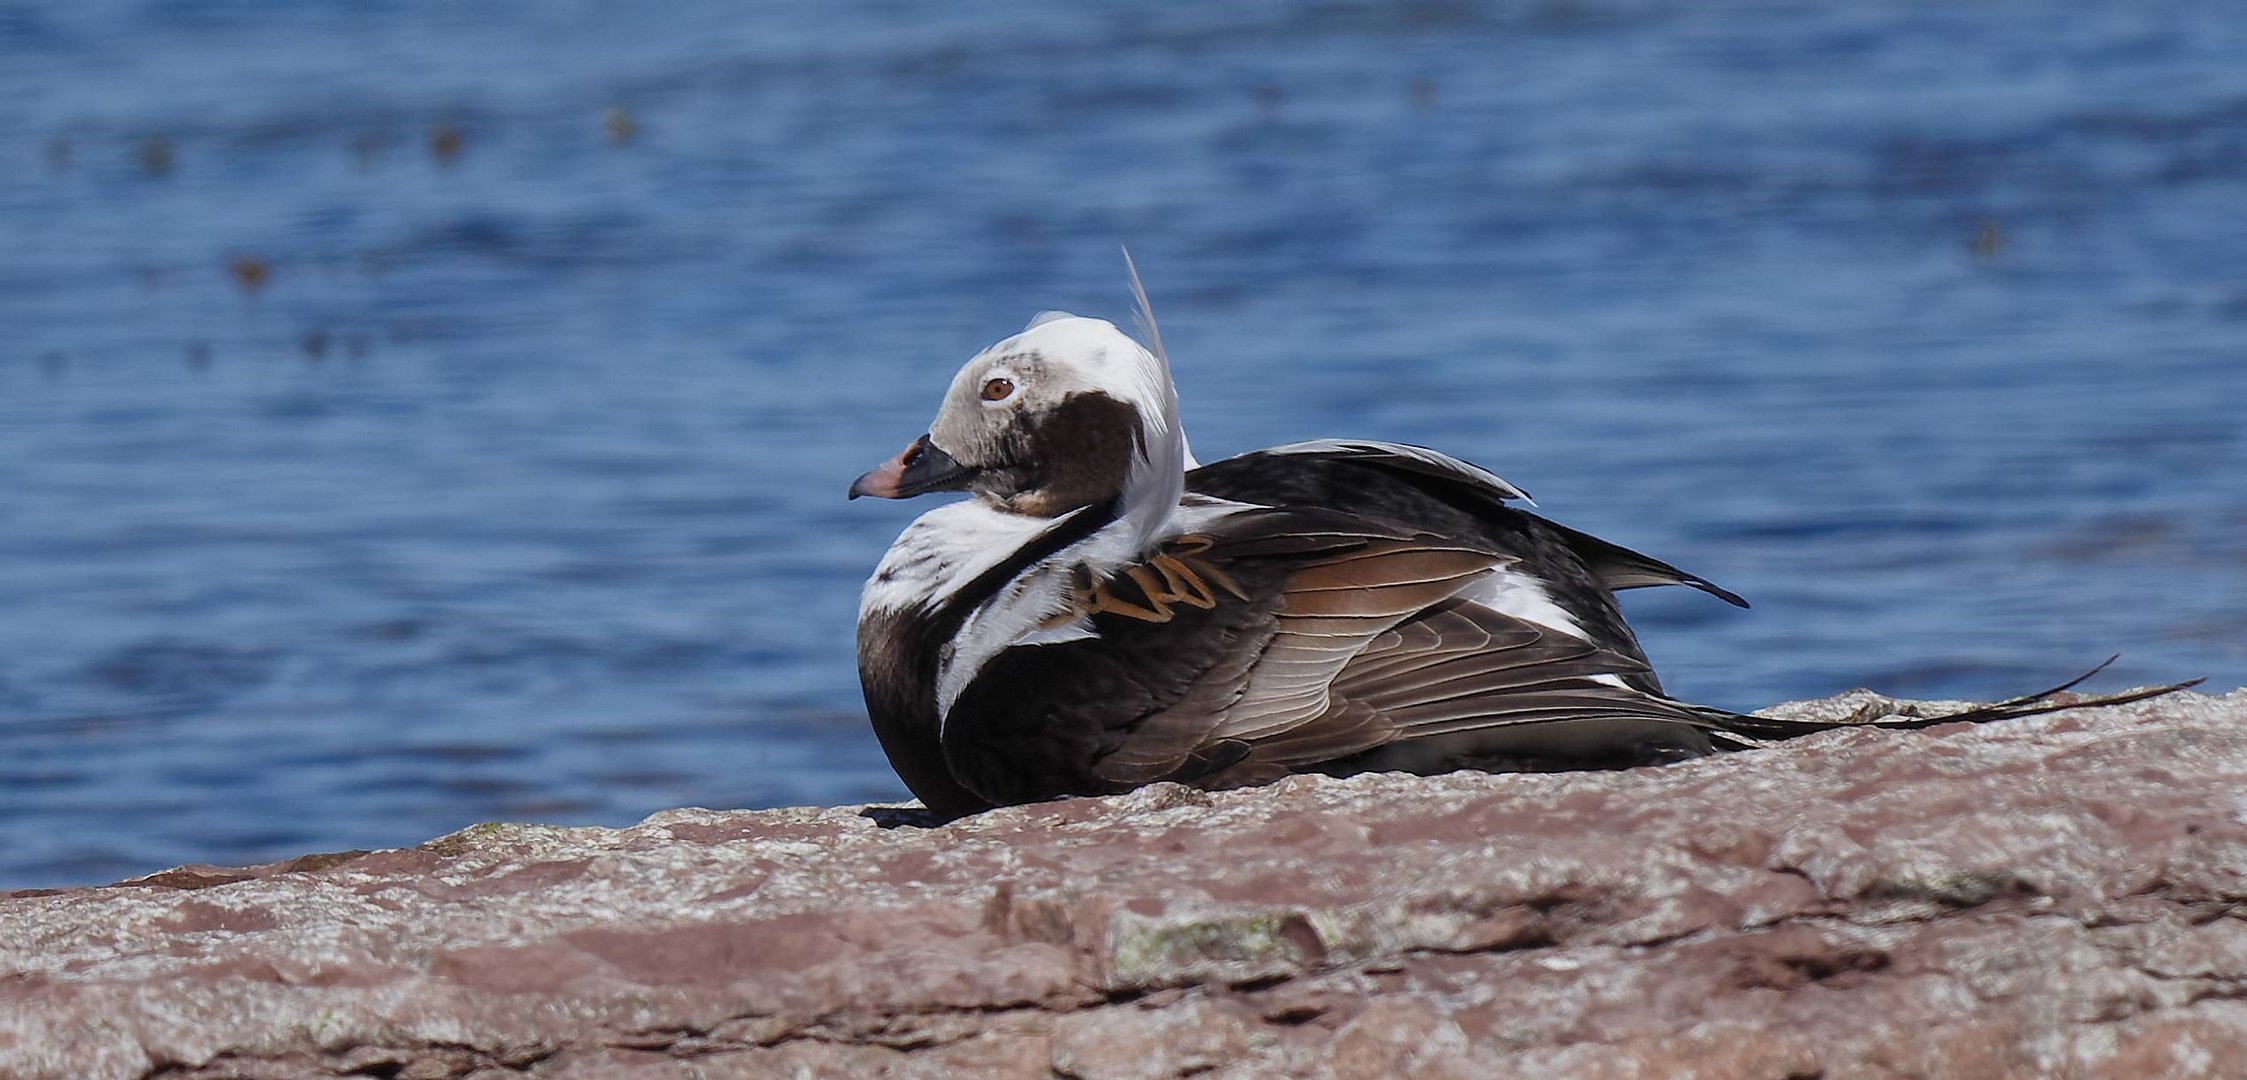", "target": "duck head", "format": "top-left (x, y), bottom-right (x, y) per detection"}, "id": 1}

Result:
top-left (849, 313), bottom-right (1192, 521)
